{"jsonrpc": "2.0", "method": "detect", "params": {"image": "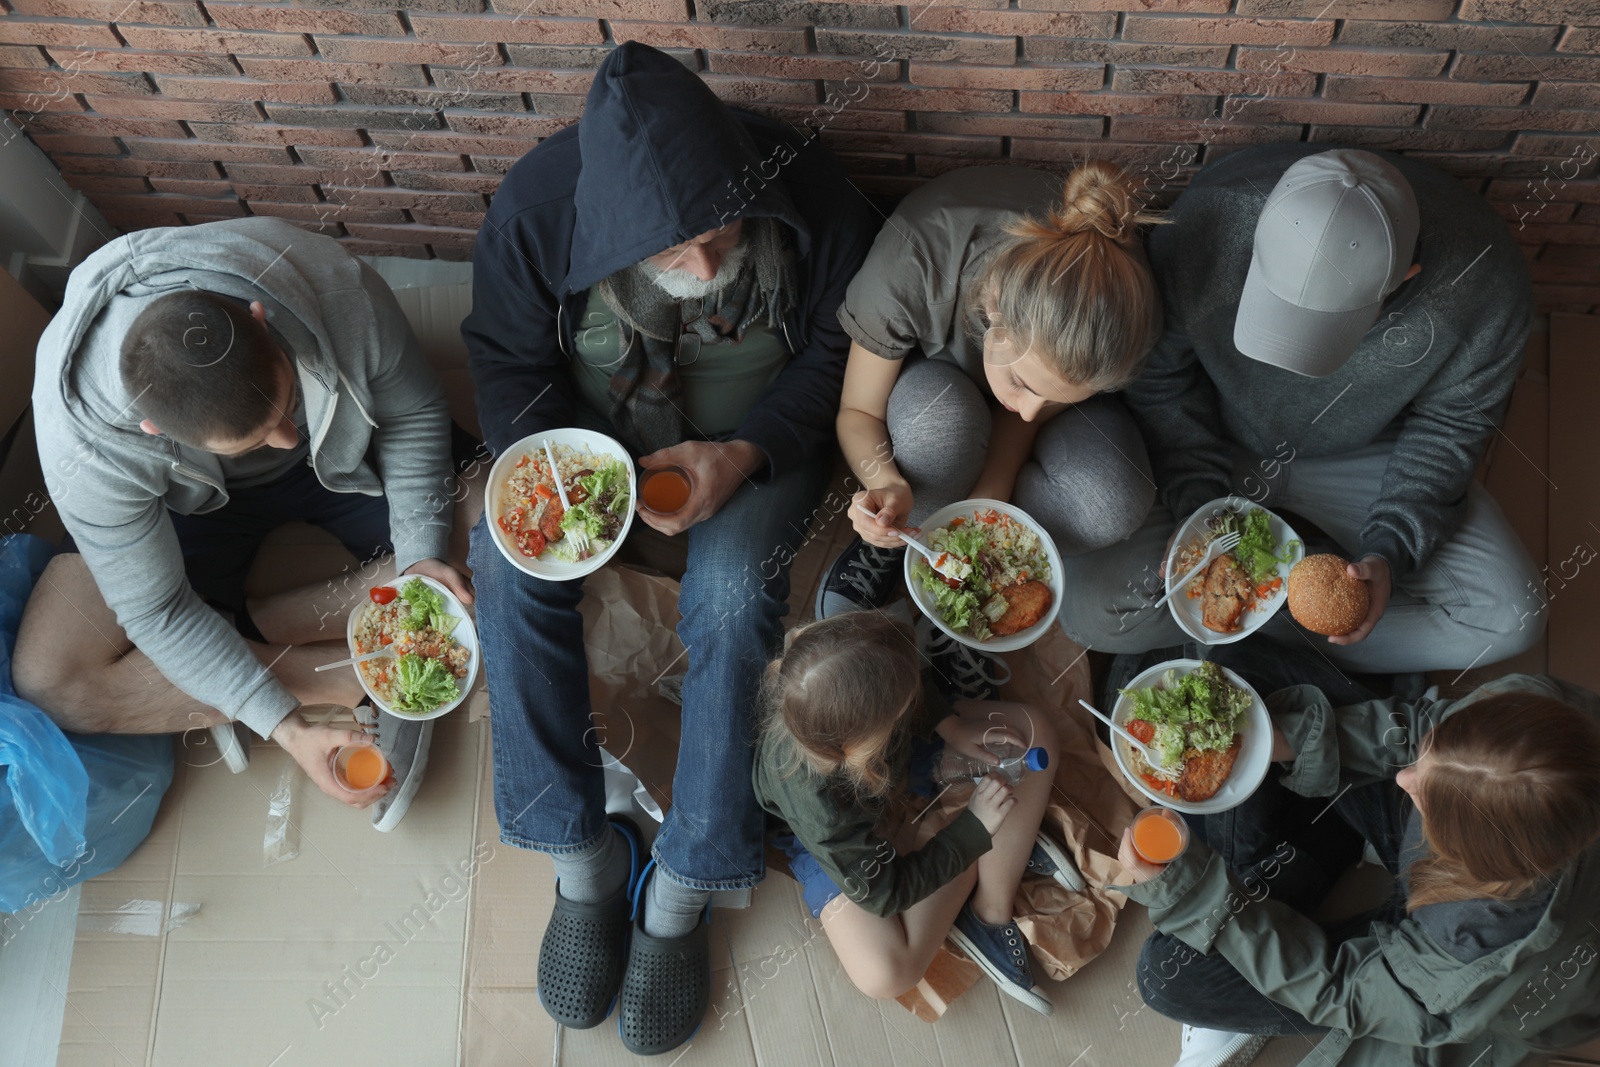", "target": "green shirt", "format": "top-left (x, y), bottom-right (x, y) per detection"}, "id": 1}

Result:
top-left (569, 287), bottom-right (790, 436)
top-left (753, 677), bottom-right (992, 918)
